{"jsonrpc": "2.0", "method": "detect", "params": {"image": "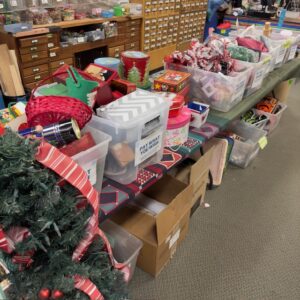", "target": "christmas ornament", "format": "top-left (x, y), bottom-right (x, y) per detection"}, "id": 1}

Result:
top-left (38, 288), bottom-right (51, 300)
top-left (52, 289), bottom-right (64, 299)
